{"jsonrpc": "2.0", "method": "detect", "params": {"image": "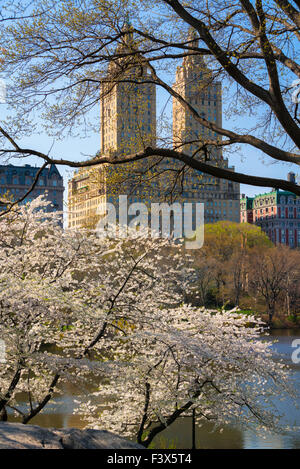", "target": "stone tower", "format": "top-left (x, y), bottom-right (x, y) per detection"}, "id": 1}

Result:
top-left (100, 21), bottom-right (156, 156)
